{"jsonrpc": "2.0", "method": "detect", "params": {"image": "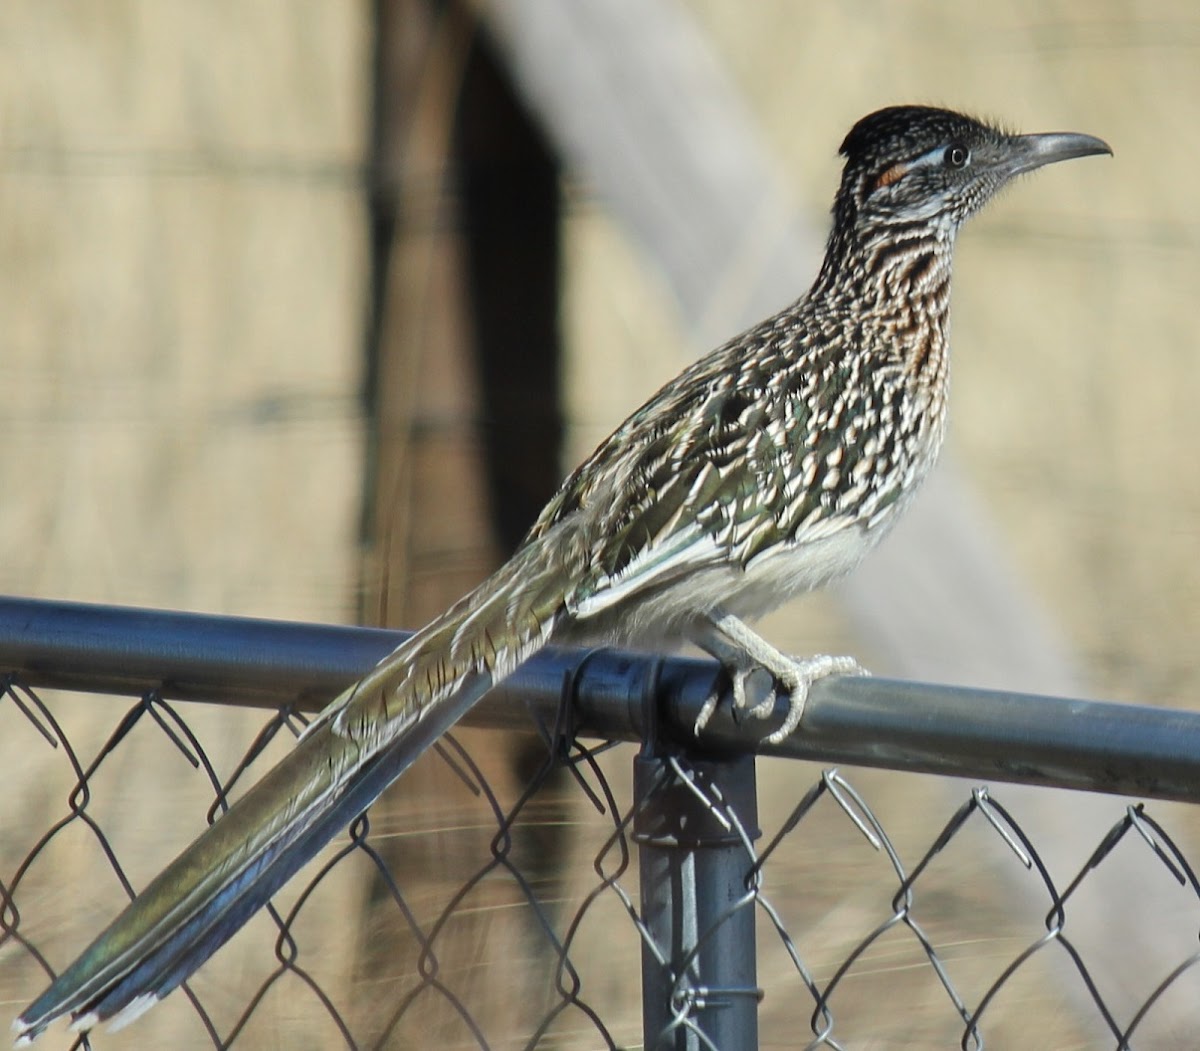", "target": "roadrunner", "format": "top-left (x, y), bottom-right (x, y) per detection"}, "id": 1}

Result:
top-left (15, 105), bottom-right (1109, 1042)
